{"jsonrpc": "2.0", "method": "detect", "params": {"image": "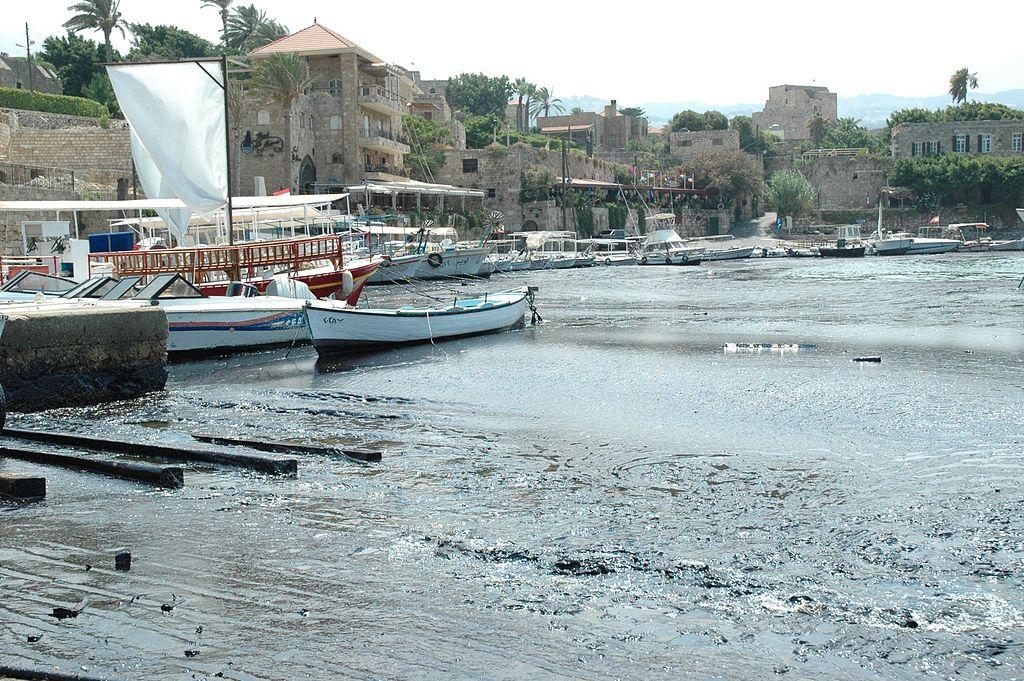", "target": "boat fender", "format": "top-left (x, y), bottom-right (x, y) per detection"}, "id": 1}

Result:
top-left (665, 256), bottom-right (672, 265)
top-left (427, 252), bottom-right (443, 268)
top-left (341, 270), bottom-right (354, 299)
top-left (640, 256), bottom-right (647, 265)
top-left (604, 257), bottom-right (611, 265)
